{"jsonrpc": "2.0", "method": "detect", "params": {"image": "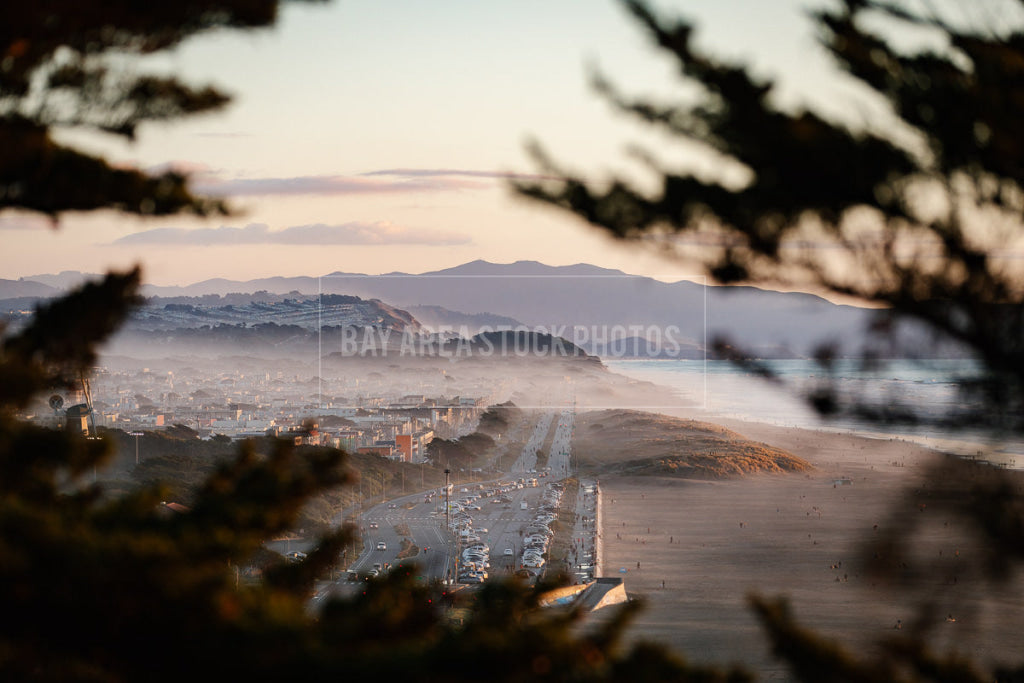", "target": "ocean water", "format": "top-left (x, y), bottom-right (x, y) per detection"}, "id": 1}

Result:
top-left (604, 358), bottom-right (1022, 466)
